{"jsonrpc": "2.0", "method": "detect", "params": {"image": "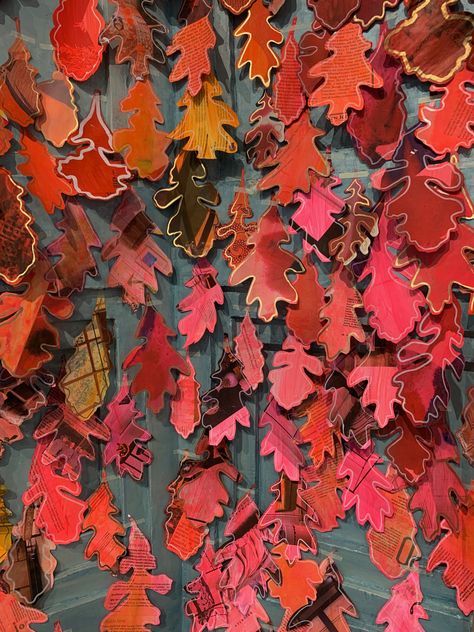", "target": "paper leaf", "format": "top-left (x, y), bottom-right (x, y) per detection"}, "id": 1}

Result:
top-left (417, 68), bottom-right (474, 155)
top-left (103, 375), bottom-right (152, 481)
top-left (100, 0), bottom-right (165, 80)
top-left (0, 255), bottom-right (74, 377)
top-left (216, 171), bottom-right (257, 271)
top-left (273, 19), bottom-right (306, 126)
top-left (202, 337), bottom-right (251, 445)
top-left (23, 439), bottom-right (87, 544)
top-left (384, 0), bottom-right (474, 84)
top-left (154, 150), bottom-right (220, 258)
top-left (51, 0), bottom-right (105, 81)
top-left (0, 481), bottom-right (12, 564)
top-left (257, 110), bottom-right (330, 205)
top-left (169, 354), bottom-right (201, 439)
top-left (307, 0), bottom-right (358, 30)
top-left (112, 79), bottom-right (170, 181)
top-left (58, 92), bottom-right (131, 200)
top-left (234, 0), bottom-right (283, 87)
top-left (298, 28), bottom-right (331, 96)
top-left (376, 572), bottom-right (429, 630)
top-left (101, 518), bottom-right (172, 631)
top-left (234, 310), bottom-right (264, 390)
top-left (47, 200), bottom-right (101, 296)
top-left (0, 25), bottom-right (41, 127)
top-left (167, 15), bottom-right (216, 96)
top-left (36, 70), bottom-right (78, 148)
top-left (123, 306), bottom-right (190, 414)
top-left (258, 396), bottom-right (305, 481)
top-left (318, 266), bottom-right (365, 361)
top-left (286, 255), bottom-right (325, 345)
top-left (309, 23), bottom-right (383, 125)
top-left (178, 259), bottom-right (224, 347)
top-left (244, 91), bottom-right (284, 169)
top-left (354, 0), bottom-right (401, 28)
top-left (337, 448), bottom-right (393, 532)
top-left (269, 336), bottom-right (323, 410)
top-left (220, 0), bottom-right (255, 14)
top-left (458, 386), bottom-right (474, 466)
top-left (83, 480), bottom-right (126, 571)
top-left (229, 202), bottom-right (303, 322)
top-left (166, 441), bottom-right (240, 560)
top-left (0, 167), bottom-right (37, 284)
top-left (328, 179), bottom-right (378, 265)
top-left (298, 382), bottom-right (336, 469)
top-left (102, 189), bottom-right (172, 310)
top-left (427, 489), bottom-right (474, 615)
top-left (169, 74), bottom-right (238, 159)
top-left (347, 25), bottom-right (407, 166)
top-left (0, 593), bottom-right (48, 630)
top-left (394, 298), bottom-right (464, 424)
